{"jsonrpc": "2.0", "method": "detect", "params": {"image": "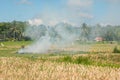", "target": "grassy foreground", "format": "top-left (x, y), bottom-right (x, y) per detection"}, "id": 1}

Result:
top-left (0, 41), bottom-right (120, 80)
top-left (0, 57), bottom-right (120, 80)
